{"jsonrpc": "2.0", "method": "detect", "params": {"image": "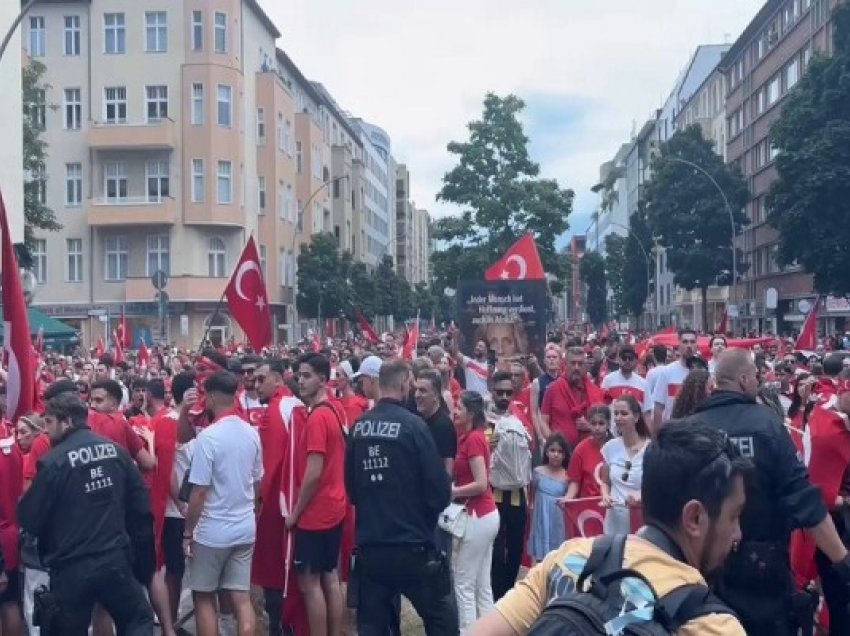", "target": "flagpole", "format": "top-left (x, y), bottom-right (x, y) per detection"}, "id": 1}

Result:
top-left (197, 289), bottom-right (228, 353)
